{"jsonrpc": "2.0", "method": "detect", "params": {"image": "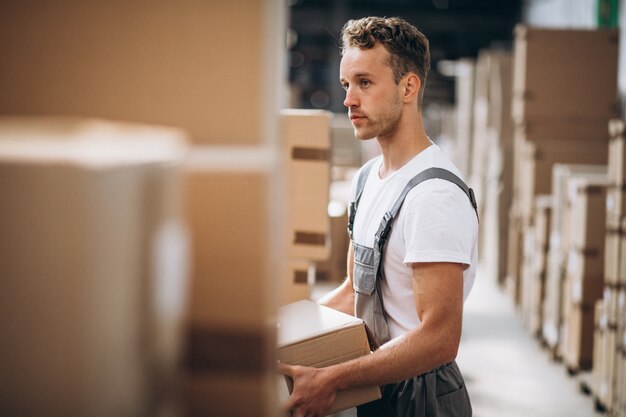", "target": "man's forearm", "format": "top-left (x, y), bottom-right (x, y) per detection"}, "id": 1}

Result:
top-left (326, 320), bottom-right (460, 390)
top-left (318, 277), bottom-right (355, 316)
